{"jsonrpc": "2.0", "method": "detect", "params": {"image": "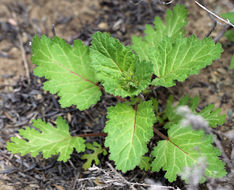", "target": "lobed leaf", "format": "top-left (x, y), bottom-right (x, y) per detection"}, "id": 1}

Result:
top-left (104, 101), bottom-right (155, 172)
top-left (132, 4), bottom-right (188, 62)
top-left (91, 32), bottom-right (153, 97)
top-left (132, 5), bottom-right (223, 87)
top-left (152, 125), bottom-right (226, 182)
top-left (81, 142), bottom-right (107, 170)
top-left (7, 117), bottom-right (85, 162)
top-left (32, 35), bottom-right (101, 110)
top-left (164, 95), bottom-right (225, 128)
top-left (199, 104), bottom-right (226, 128)
top-left (150, 36), bottom-right (223, 87)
